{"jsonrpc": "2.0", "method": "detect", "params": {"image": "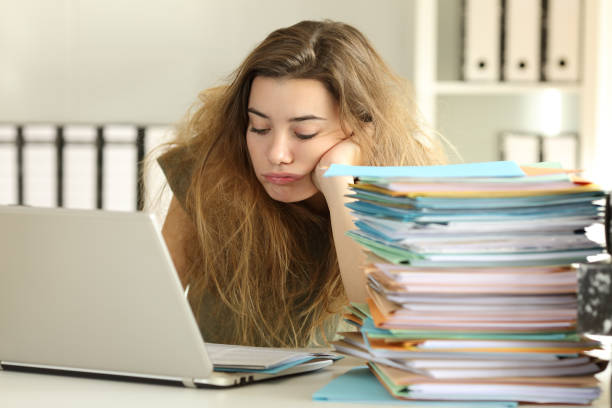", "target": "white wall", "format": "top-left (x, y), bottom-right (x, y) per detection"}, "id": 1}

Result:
top-left (0, 0), bottom-right (415, 124)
